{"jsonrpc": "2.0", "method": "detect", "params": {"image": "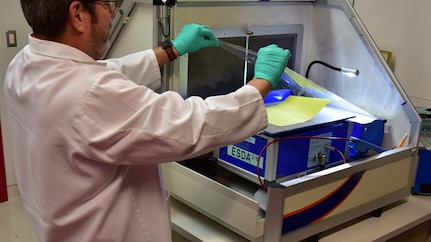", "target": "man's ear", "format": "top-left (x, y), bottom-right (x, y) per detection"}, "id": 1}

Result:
top-left (68, 1), bottom-right (88, 33)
